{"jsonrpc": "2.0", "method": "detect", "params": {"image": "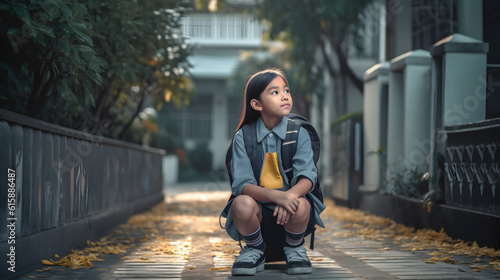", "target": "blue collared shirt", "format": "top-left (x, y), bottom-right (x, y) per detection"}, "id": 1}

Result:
top-left (229, 116), bottom-right (325, 229)
top-left (231, 116), bottom-right (318, 196)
